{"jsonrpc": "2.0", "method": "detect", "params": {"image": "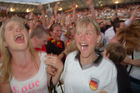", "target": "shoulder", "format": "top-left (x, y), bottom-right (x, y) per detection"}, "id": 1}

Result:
top-left (102, 58), bottom-right (116, 67)
top-left (105, 27), bottom-right (114, 37)
top-left (38, 51), bottom-right (47, 57)
top-left (64, 51), bottom-right (78, 65)
top-left (66, 51), bottom-right (78, 59)
top-left (38, 52), bottom-right (47, 62)
top-left (100, 58), bottom-right (117, 73)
